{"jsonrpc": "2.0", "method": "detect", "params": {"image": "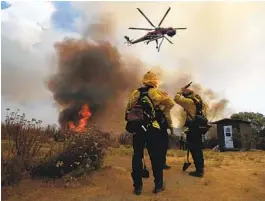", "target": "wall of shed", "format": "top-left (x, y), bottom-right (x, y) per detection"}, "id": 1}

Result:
top-left (239, 123), bottom-right (252, 149)
top-left (257, 130), bottom-right (265, 150)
